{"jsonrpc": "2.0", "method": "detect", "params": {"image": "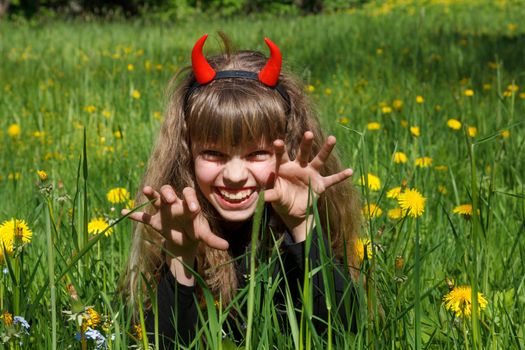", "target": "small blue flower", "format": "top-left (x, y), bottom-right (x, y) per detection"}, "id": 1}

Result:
top-left (13, 316), bottom-right (30, 334)
top-left (83, 328), bottom-right (107, 349)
